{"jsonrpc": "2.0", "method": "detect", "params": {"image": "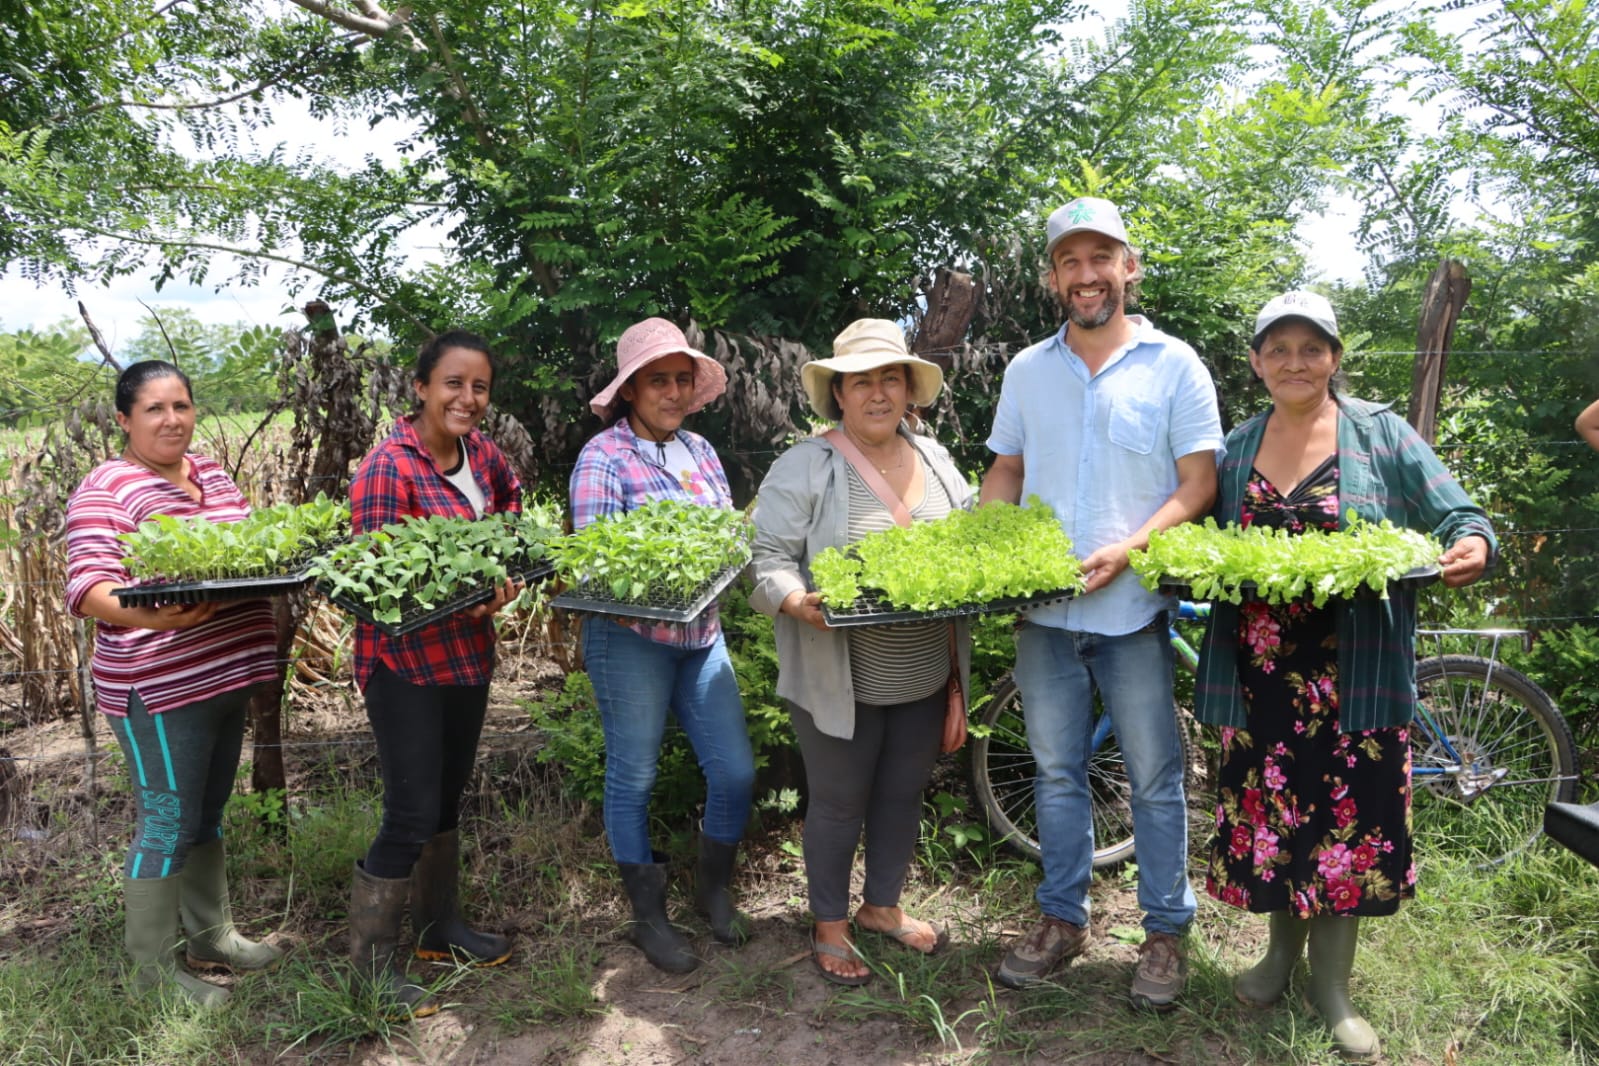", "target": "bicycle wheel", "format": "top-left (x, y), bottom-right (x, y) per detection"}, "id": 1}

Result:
top-left (1410, 654), bottom-right (1578, 867)
top-left (971, 676), bottom-right (1190, 869)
